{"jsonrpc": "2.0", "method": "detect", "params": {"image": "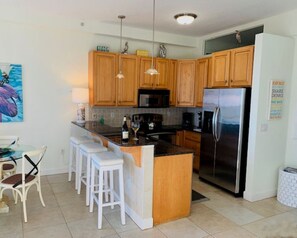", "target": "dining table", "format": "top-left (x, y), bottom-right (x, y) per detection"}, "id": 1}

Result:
top-left (0, 144), bottom-right (35, 213)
